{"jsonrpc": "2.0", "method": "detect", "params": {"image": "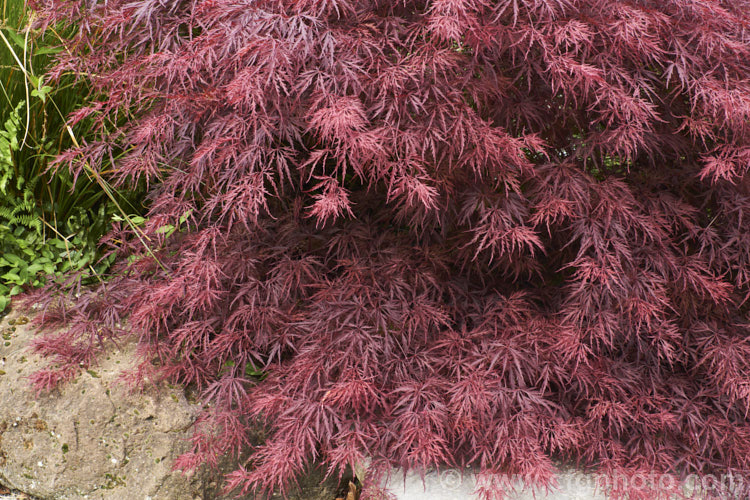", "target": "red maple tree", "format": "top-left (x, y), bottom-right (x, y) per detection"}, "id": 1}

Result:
top-left (27, 0), bottom-right (750, 498)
